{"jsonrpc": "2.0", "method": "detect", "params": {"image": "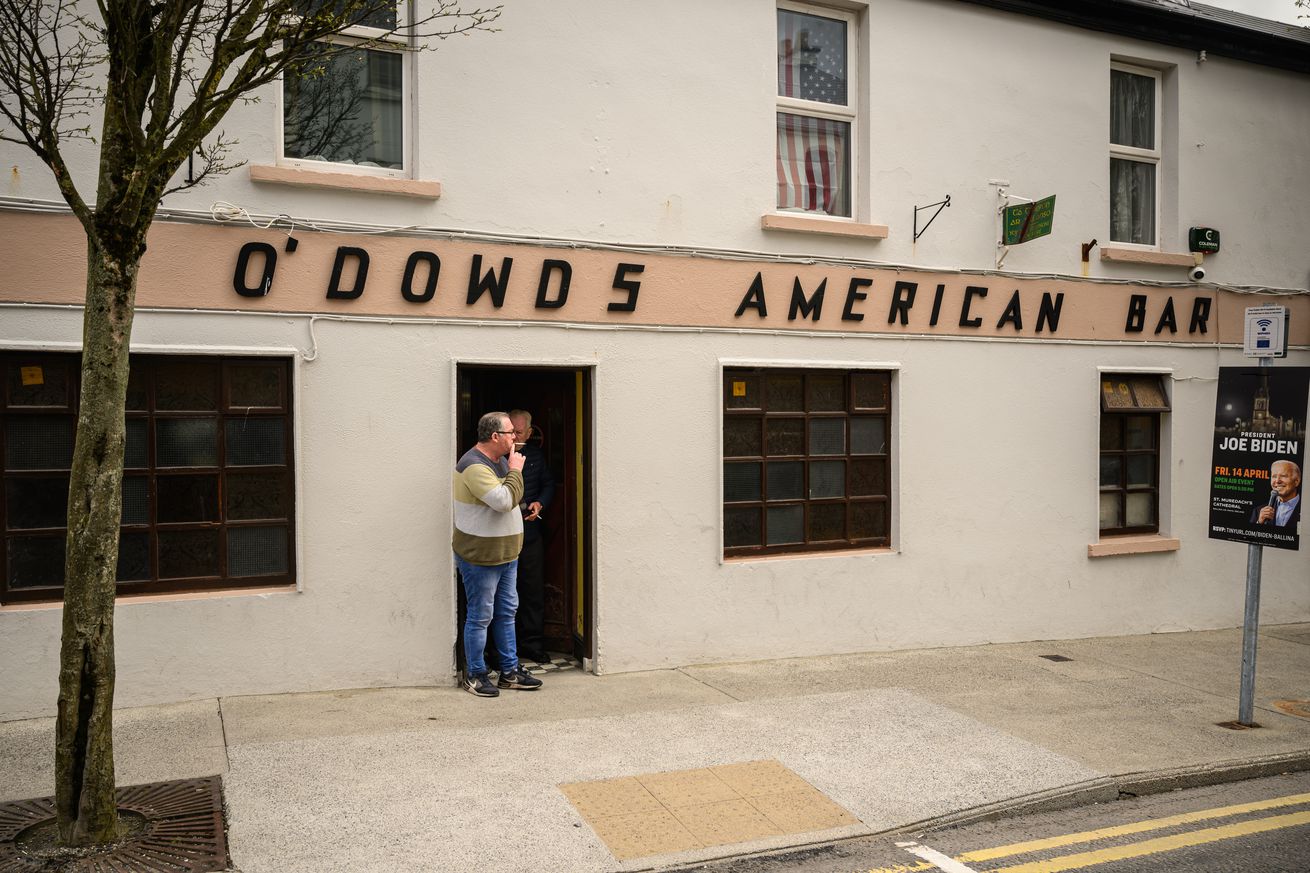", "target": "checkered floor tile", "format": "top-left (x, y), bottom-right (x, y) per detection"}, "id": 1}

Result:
top-left (523, 653), bottom-right (580, 675)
